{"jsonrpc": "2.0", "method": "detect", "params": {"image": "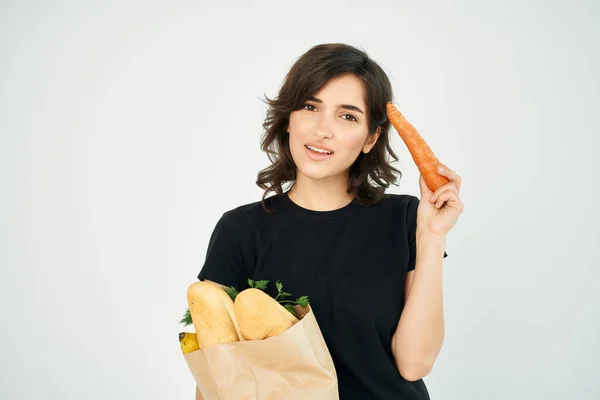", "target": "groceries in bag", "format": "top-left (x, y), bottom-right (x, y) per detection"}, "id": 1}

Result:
top-left (178, 278), bottom-right (309, 349)
top-left (177, 278), bottom-right (339, 399)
